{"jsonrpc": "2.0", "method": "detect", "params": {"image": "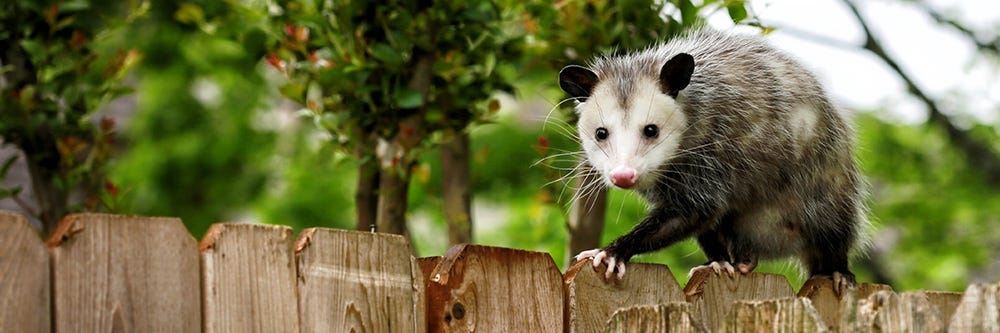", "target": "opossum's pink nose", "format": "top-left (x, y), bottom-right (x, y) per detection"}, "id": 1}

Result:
top-left (610, 167), bottom-right (638, 189)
